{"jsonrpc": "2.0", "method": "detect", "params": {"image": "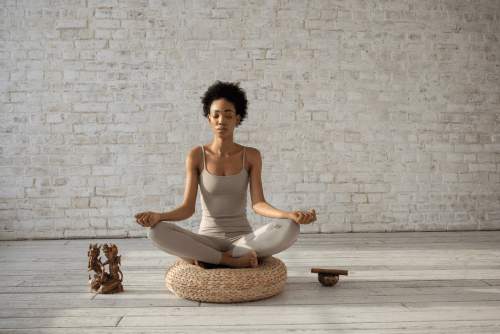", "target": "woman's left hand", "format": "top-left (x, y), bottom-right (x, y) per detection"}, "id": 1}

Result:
top-left (289, 209), bottom-right (316, 225)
